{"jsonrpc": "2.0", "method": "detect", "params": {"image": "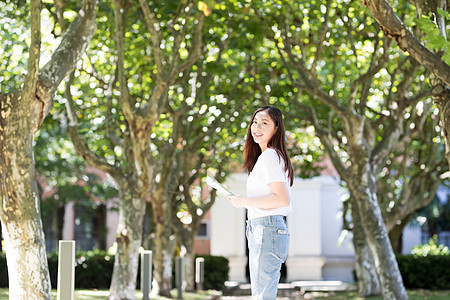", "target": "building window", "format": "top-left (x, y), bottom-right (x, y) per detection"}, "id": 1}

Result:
top-left (197, 222), bottom-right (209, 238)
